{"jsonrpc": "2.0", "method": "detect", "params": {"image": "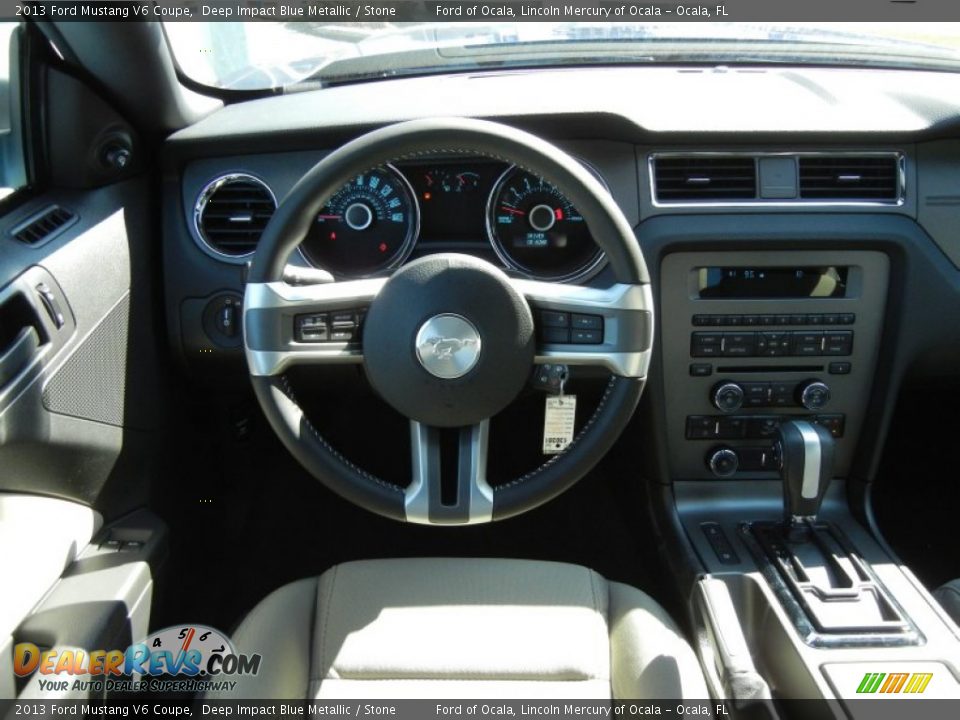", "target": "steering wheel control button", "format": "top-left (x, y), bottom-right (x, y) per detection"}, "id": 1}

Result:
top-left (538, 310), bottom-right (604, 344)
top-left (571, 329), bottom-right (603, 344)
top-left (415, 314), bottom-right (482, 379)
top-left (295, 309), bottom-right (367, 344)
top-left (541, 311), bottom-right (570, 327)
top-left (363, 254), bottom-right (535, 427)
top-left (542, 327), bottom-right (570, 343)
top-left (571, 314), bottom-right (602, 330)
